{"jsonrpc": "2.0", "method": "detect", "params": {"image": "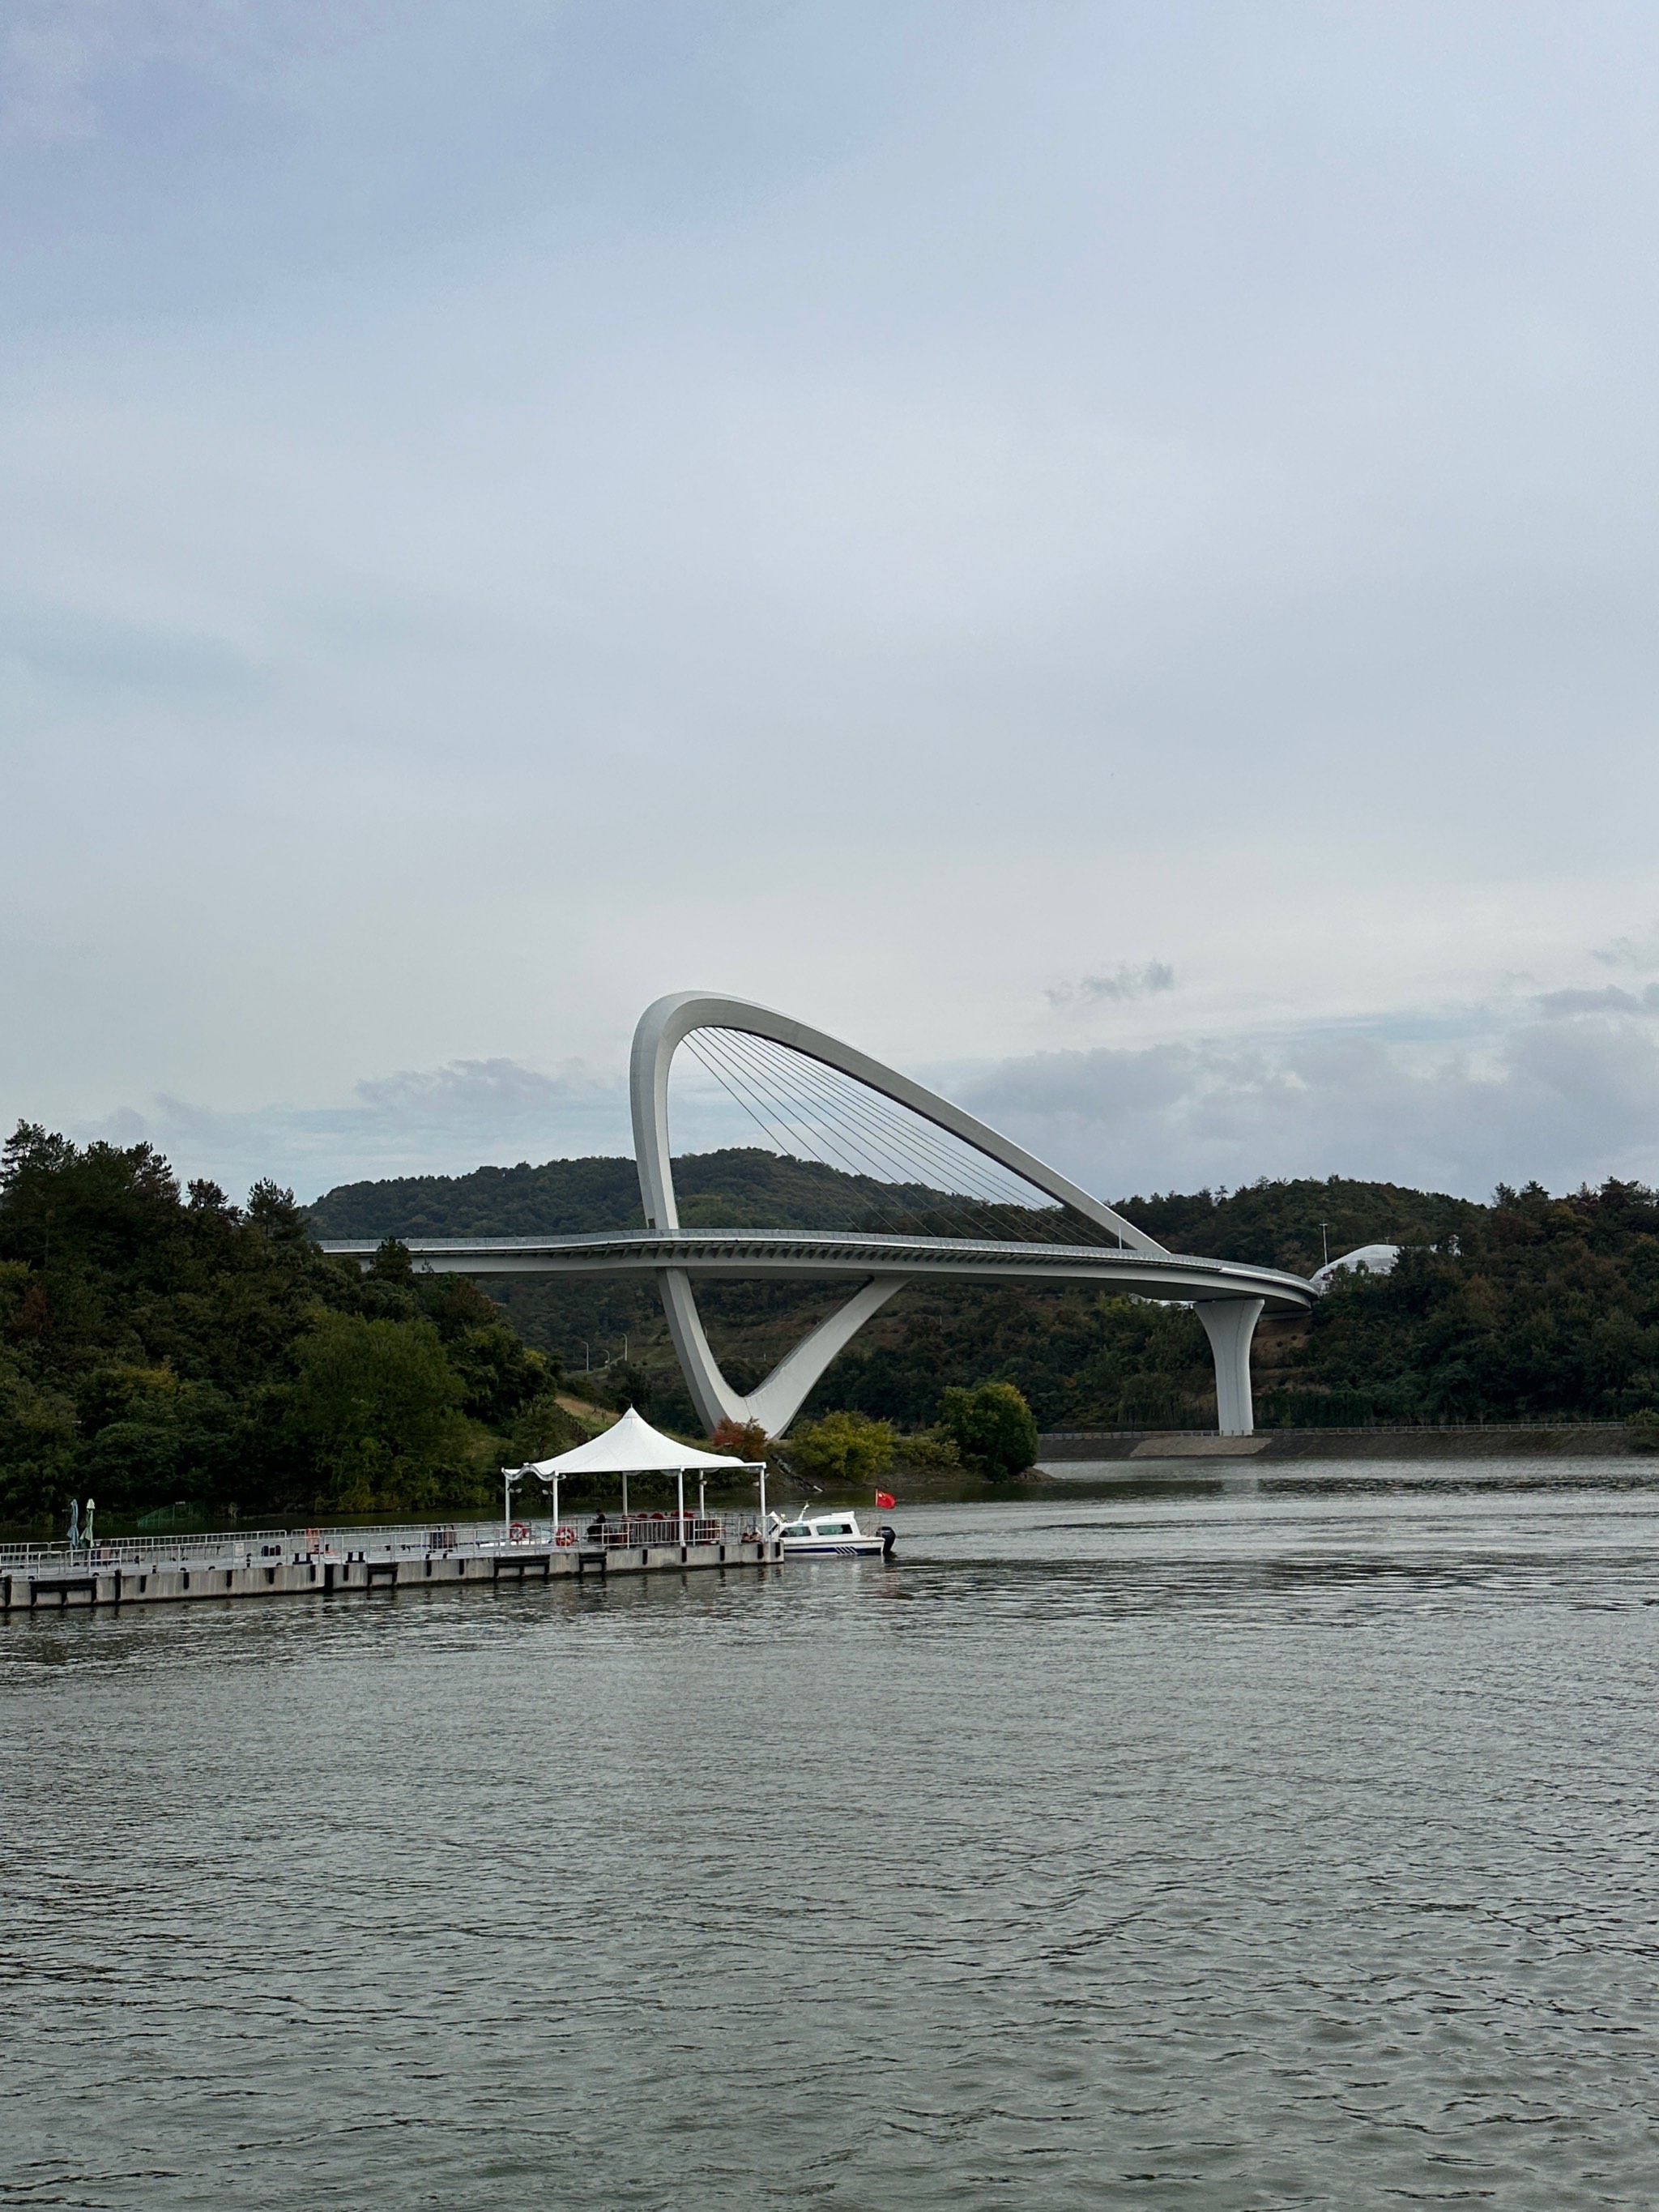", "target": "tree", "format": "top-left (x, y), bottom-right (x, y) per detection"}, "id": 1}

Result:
top-left (787, 1410), bottom-right (895, 1487)
top-left (939, 1381), bottom-right (1038, 1477)
top-left (247, 1180), bottom-right (310, 1244)
top-left (282, 1310), bottom-right (474, 1510)
top-left (506, 1392), bottom-right (587, 1464)
top-left (0, 1122), bottom-right (559, 1526)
